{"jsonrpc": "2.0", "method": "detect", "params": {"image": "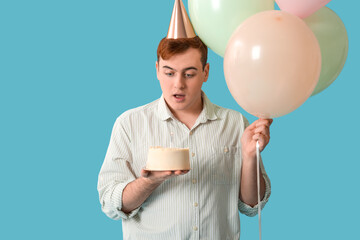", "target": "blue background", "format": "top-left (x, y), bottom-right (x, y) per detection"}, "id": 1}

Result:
top-left (0, 1), bottom-right (358, 239)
